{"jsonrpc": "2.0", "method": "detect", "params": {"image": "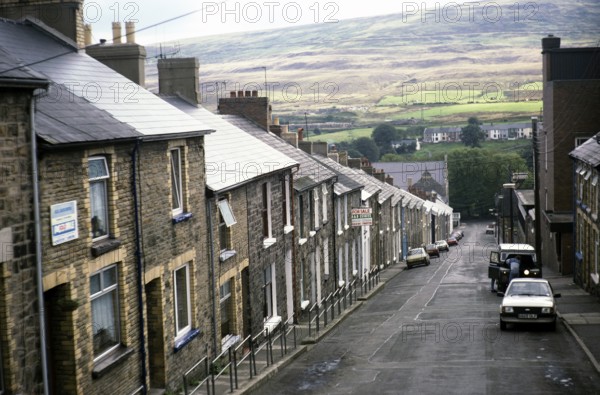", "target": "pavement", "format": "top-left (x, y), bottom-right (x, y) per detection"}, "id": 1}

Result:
top-left (234, 260), bottom-right (600, 394)
top-left (543, 265), bottom-right (600, 374)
